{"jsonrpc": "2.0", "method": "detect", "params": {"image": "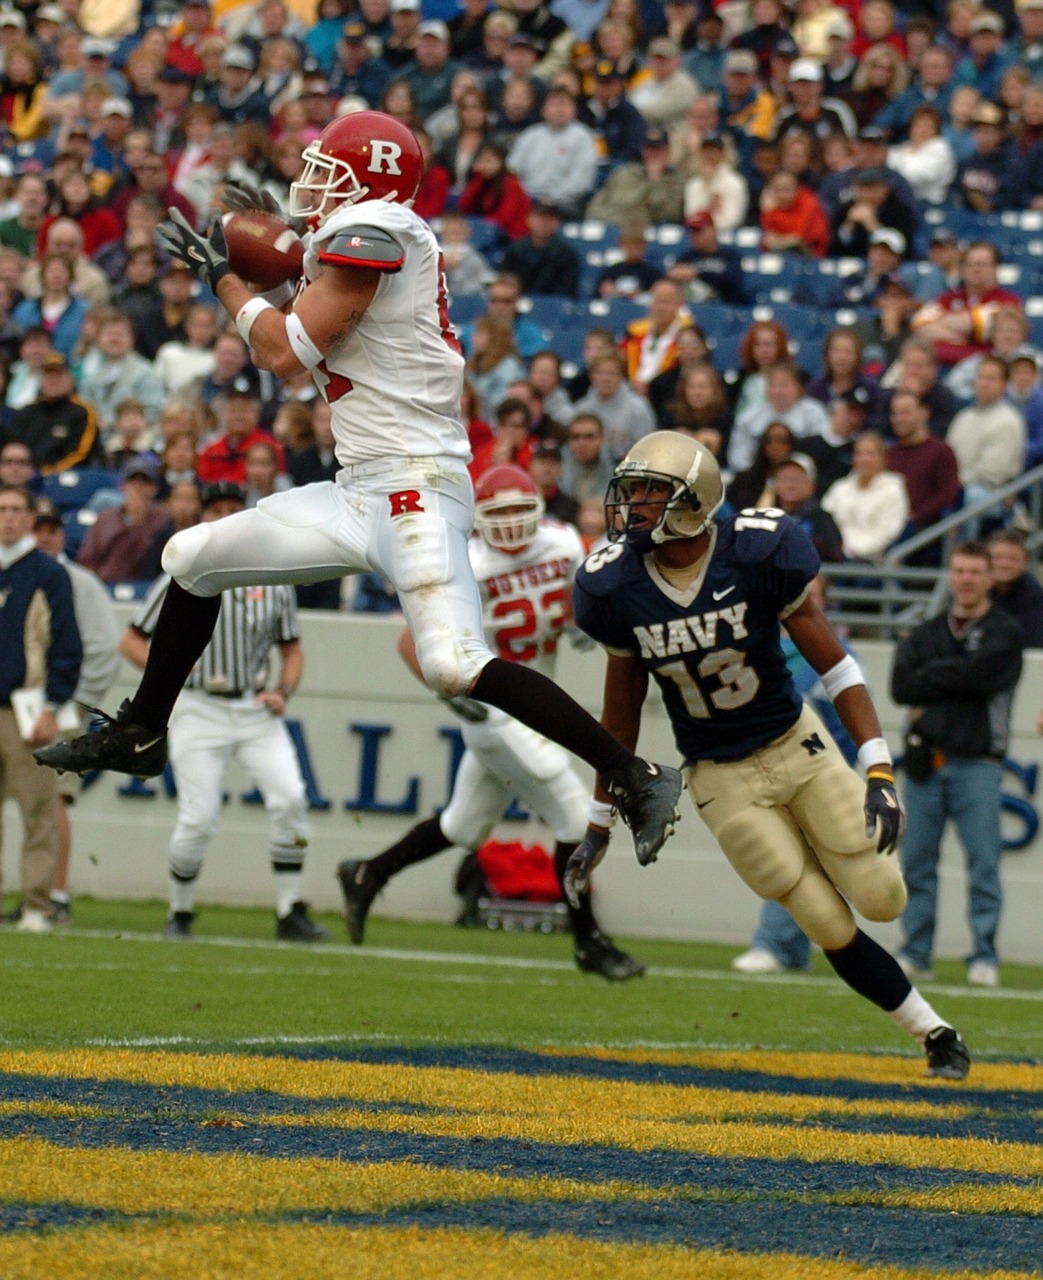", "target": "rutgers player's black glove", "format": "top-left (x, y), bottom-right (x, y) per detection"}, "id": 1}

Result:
top-left (563, 825), bottom-right (611, 908)
top-left (157, 209), bottom-right (231, 290)
top-left (865, 765), bottom-right (905, 854)
top-left (222, 179), bottom-right (284, 217)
